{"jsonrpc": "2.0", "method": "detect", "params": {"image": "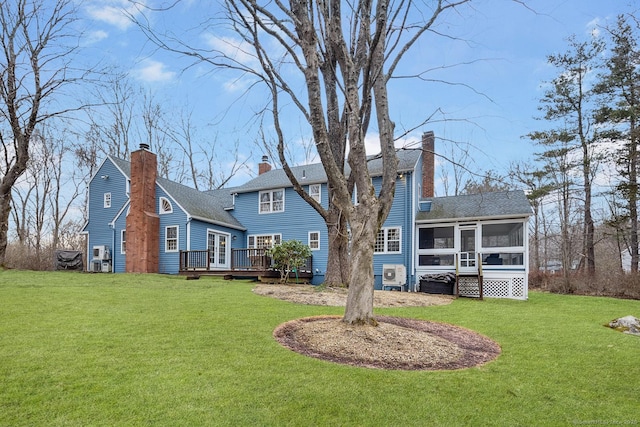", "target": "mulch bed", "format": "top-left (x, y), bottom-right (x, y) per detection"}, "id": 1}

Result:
top-left (273, 315), bottom-right (502, 371)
